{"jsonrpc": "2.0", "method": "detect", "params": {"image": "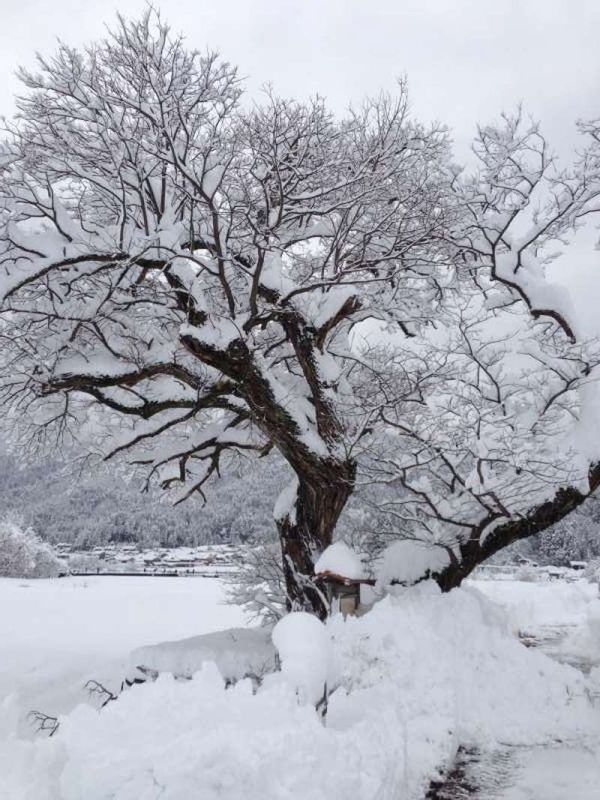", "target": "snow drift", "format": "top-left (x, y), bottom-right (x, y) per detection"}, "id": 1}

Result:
top-left (1, 582), bottom-right (598, 799)
top-left (130, 627), bottom-right (276, 685)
